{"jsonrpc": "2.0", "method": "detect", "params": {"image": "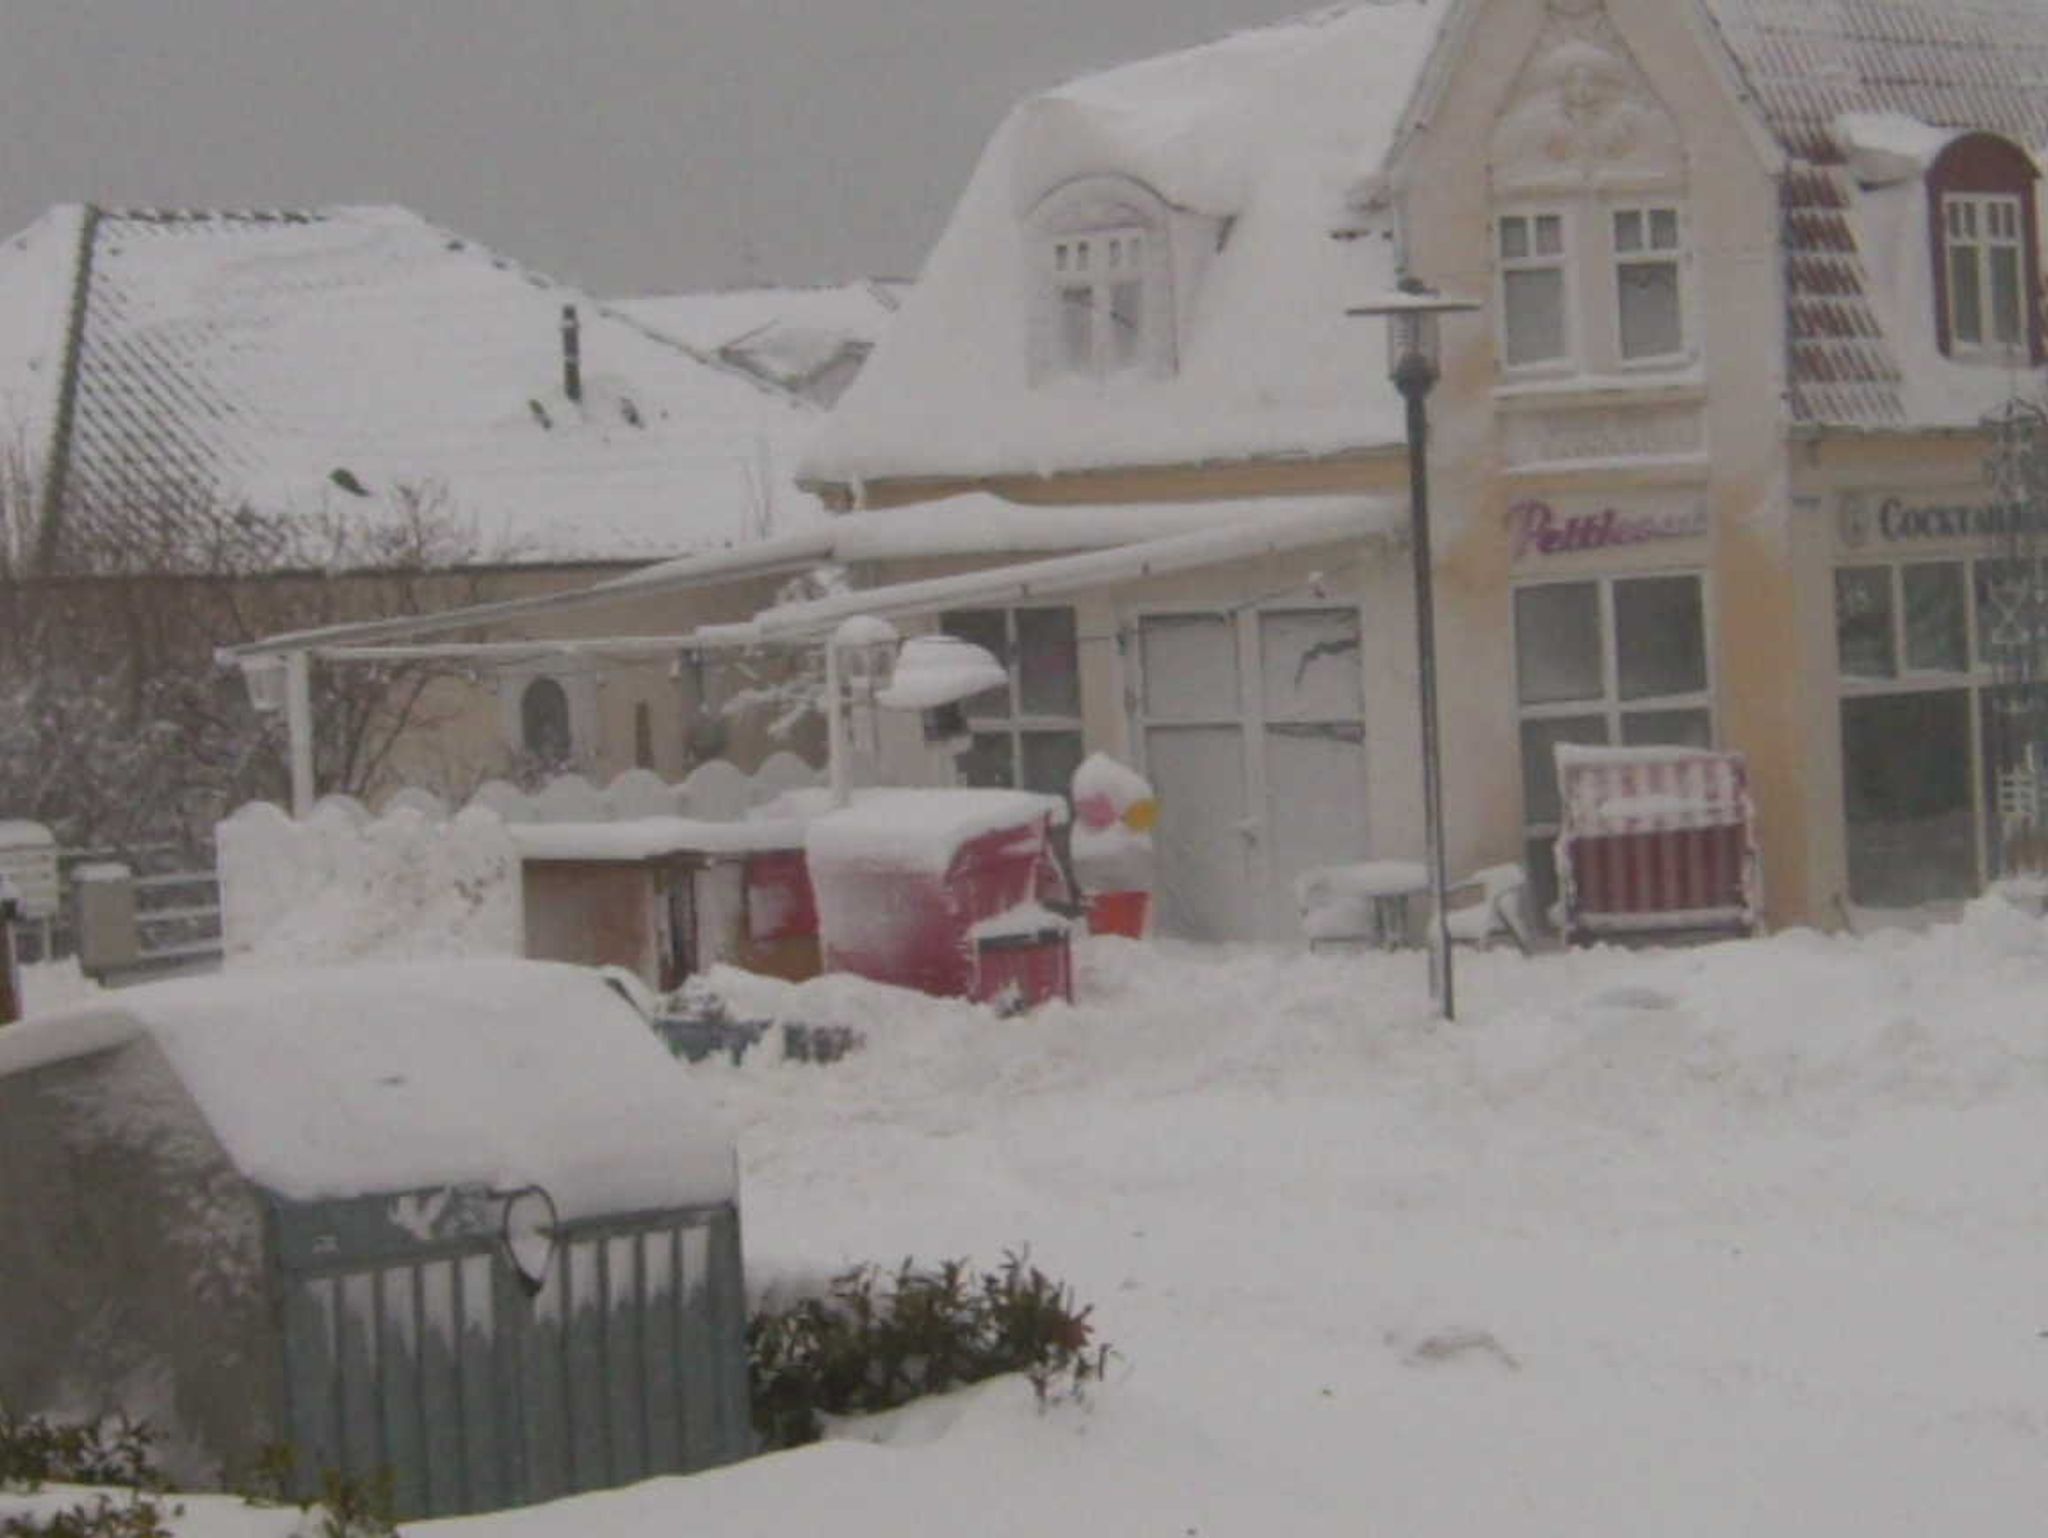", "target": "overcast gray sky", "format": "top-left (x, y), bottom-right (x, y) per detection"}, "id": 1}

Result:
top-left (0, 0), bottom-right (1298, 296)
